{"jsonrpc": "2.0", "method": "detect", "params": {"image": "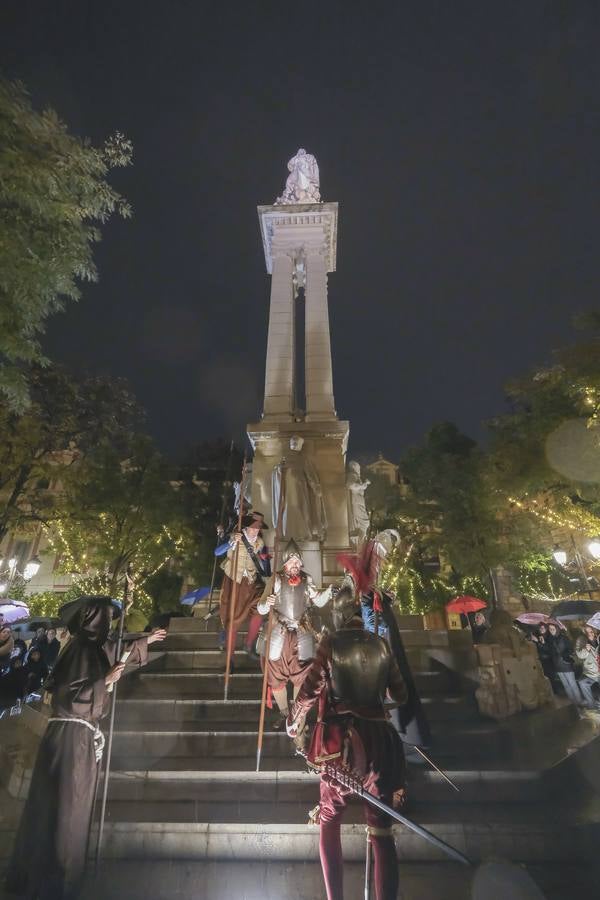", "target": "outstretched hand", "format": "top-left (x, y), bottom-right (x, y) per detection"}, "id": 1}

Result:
top-left (148, 628), bottom-right (167, 645)
top-left (105, 662), bottom-right (126, 686)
